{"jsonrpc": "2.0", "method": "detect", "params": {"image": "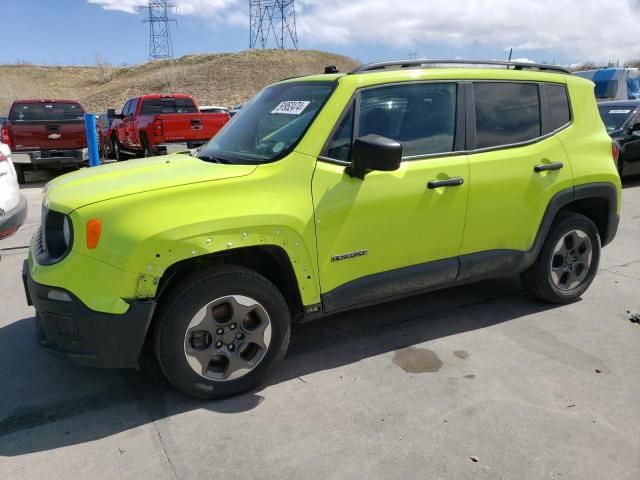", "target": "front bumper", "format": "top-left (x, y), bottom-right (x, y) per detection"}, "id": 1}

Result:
top-left (23, 260), bottom-right (156, 368)
top-left (0, 194), bottom-right (28, 239)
